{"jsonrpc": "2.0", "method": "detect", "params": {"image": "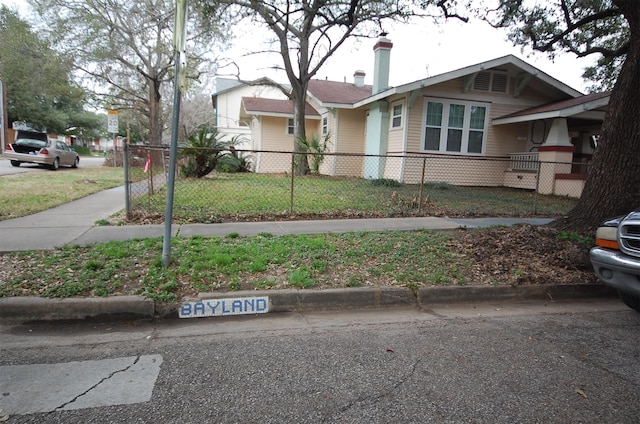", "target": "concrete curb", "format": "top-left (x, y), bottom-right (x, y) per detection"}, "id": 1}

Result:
top-left (0, 295), bottom-right (155, 322)
top-left (0, 284), bottom-right (617, 323)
